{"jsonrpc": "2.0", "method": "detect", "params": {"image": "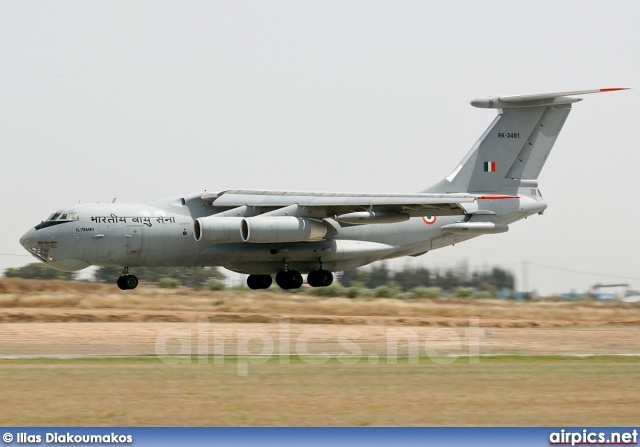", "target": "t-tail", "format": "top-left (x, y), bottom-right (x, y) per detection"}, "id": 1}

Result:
top-left (424, 88), bottom-right (629, 195)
